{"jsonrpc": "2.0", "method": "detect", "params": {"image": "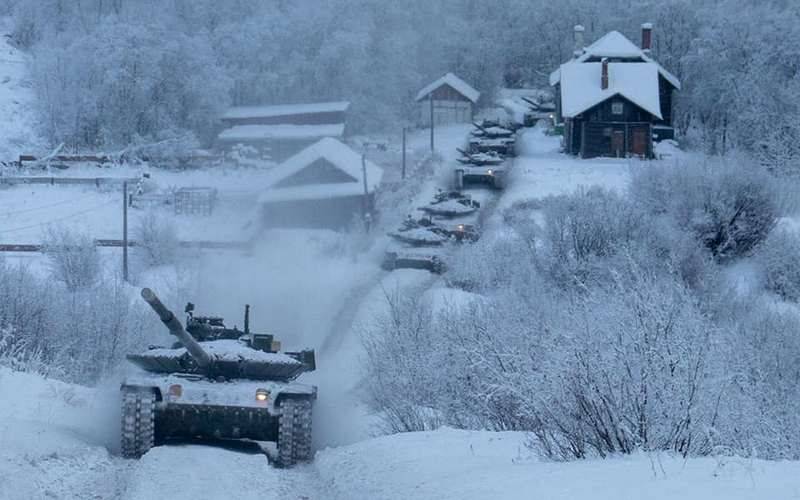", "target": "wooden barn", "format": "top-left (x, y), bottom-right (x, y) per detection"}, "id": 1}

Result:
top-left (217, 101), bottom-right (350, 162)
top-left (258, 138), bottom-right (383, 229)
top-left (549, 24), bottom-right (681, 159)
top-left (415, 73), bottom-right (480, 126)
